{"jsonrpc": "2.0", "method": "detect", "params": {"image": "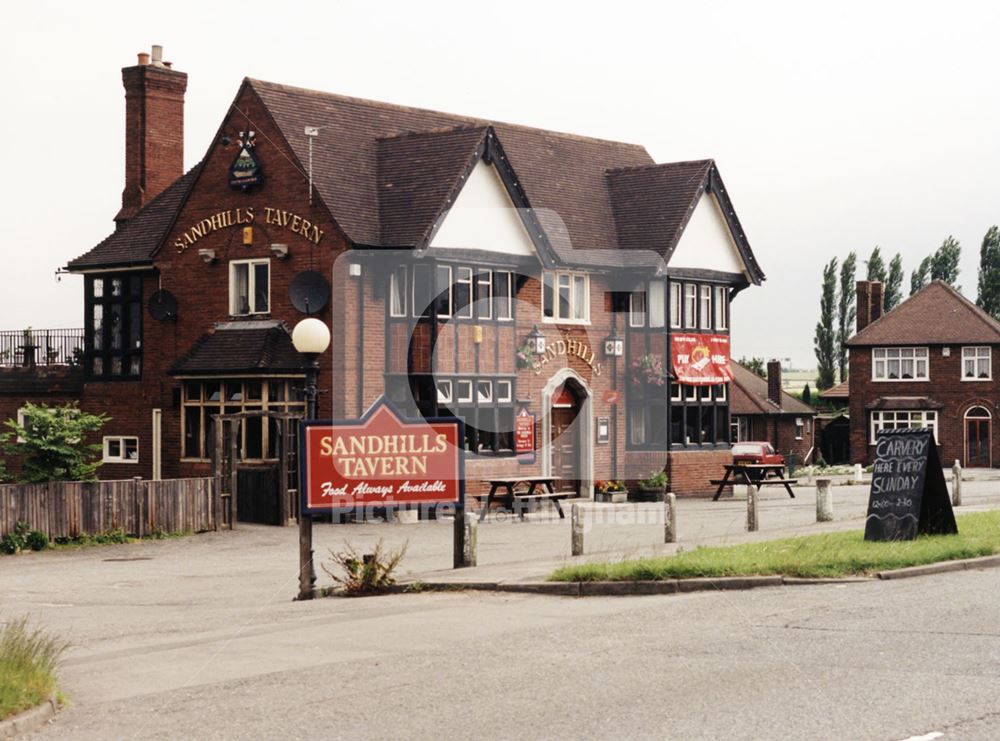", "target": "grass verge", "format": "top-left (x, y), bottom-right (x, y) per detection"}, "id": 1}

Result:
top-left (551, 510), bottom-right (1000, 582)
top-left (0, 616), bottom-right (66, 721)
